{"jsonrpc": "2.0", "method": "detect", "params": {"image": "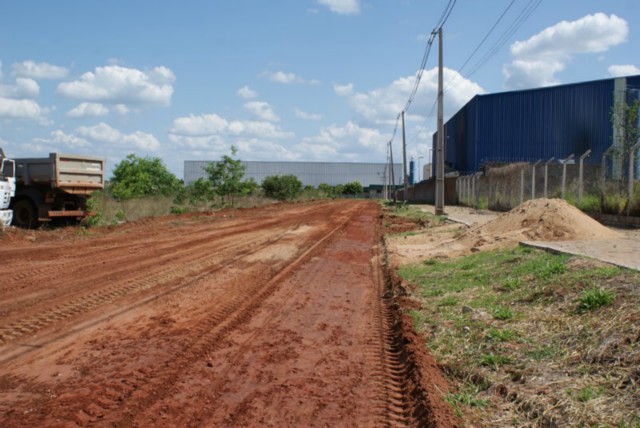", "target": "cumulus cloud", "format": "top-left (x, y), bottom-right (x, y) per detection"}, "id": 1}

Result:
top-left (608, 64), bottom-right (640, 77)
top-left (349, 67), bottom-right (483, 126)
top-left (12, 60), bottom-right (69, 80)
top-left (504, 13), bottom-right (629, 89)
top-left (169, 113), bottom-right (293, 147)
top-left (66, 102), bottom-right (109, 118)
top-left (0, 97), bottom-right (46, 120)
top-left (317, 0), bottom-right (360, 15)
top-left (334, 82), bottom-right (353, 96)
top-left (298, 121), bottom-right (389, 161)
top-left (263, 71), bottom-right (306, 84)
top-left (237, 85), bottom-right (258, 99)
top-left (244, 101), bottom-right (279, 122)
top-left (294, 108), bottom-right (322, 120)
top-left (57, 65), bottom-right (175, 107)
top-left (42, 130), bottom-right (91, 148)
top-left (75, 122), bottom-right (160, 151)
top-left (0, 78), bottom-right (39, 99)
